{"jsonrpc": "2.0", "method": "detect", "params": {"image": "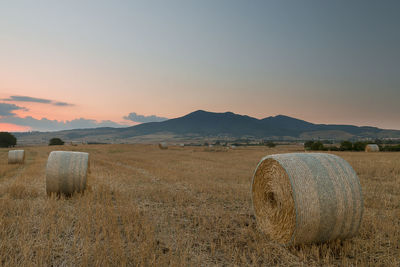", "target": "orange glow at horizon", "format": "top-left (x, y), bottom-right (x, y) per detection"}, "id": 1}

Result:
top-left (0, 123), bottom-right (31, 132)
